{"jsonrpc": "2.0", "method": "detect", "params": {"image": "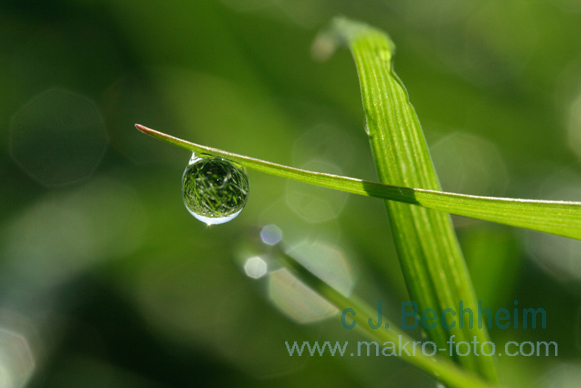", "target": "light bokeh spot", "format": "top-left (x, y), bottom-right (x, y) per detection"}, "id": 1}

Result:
top-left (244, 256), bottom-right (268, 279)
top-left (1, 177), bottom-right (145, 291)
top-left (259, 198), bottom-right (342, 249)
top-left (430, 132), bottom-right (508, 196)
top-left (292, 125), bottom-right (356, 171)
top-left (539, 363), bottom-right (581, 388)
top-left (286, 161), bottom-right (347, 223)
top-left (10, 89), bottom-right (107, 187)
top-left (526, 169), bottom-right (581, 282)
top-left (288, 240), bottom-right (355, 296)
top-left (268, 268), bottom-right (338, 323)
top-left (0, 329), bottom-right (35, 388)
top-left (260, 224), bottom-right (283, 246)
top-left (268, 241), bottom-right (355, 323)
top-left (286, 125), bottom-right (353, 224)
